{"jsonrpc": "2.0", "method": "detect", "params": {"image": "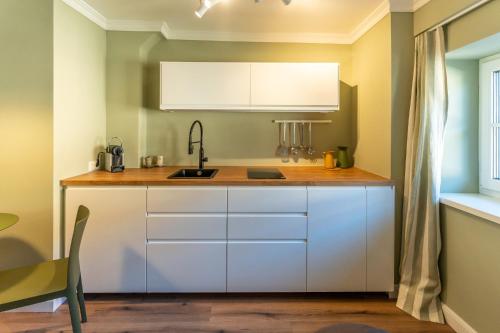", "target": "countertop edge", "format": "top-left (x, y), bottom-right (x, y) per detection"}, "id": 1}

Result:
top-left (60, 167), bottom-right (395, 187)
top-left (61, 180), bottom-right (395, 186)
